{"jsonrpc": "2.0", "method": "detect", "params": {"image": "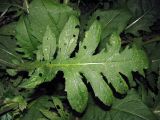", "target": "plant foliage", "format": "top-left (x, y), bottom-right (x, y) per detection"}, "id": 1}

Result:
top-left (18, 15), bottom-right (148, 112)
top-left (0, 0), bottom-right (160, 119)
